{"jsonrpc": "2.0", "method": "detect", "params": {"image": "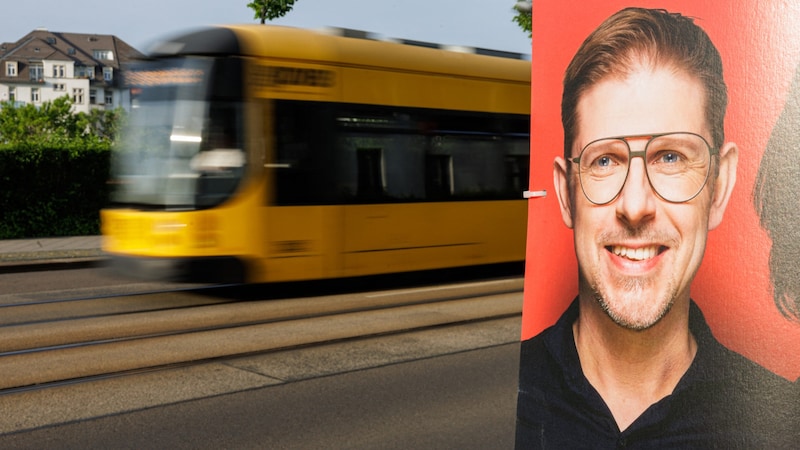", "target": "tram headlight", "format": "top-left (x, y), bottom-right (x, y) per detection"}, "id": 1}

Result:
top-left (153, 221), bottom-right (188, 232)
top-left (152, 220), bottom-right (187, 248)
